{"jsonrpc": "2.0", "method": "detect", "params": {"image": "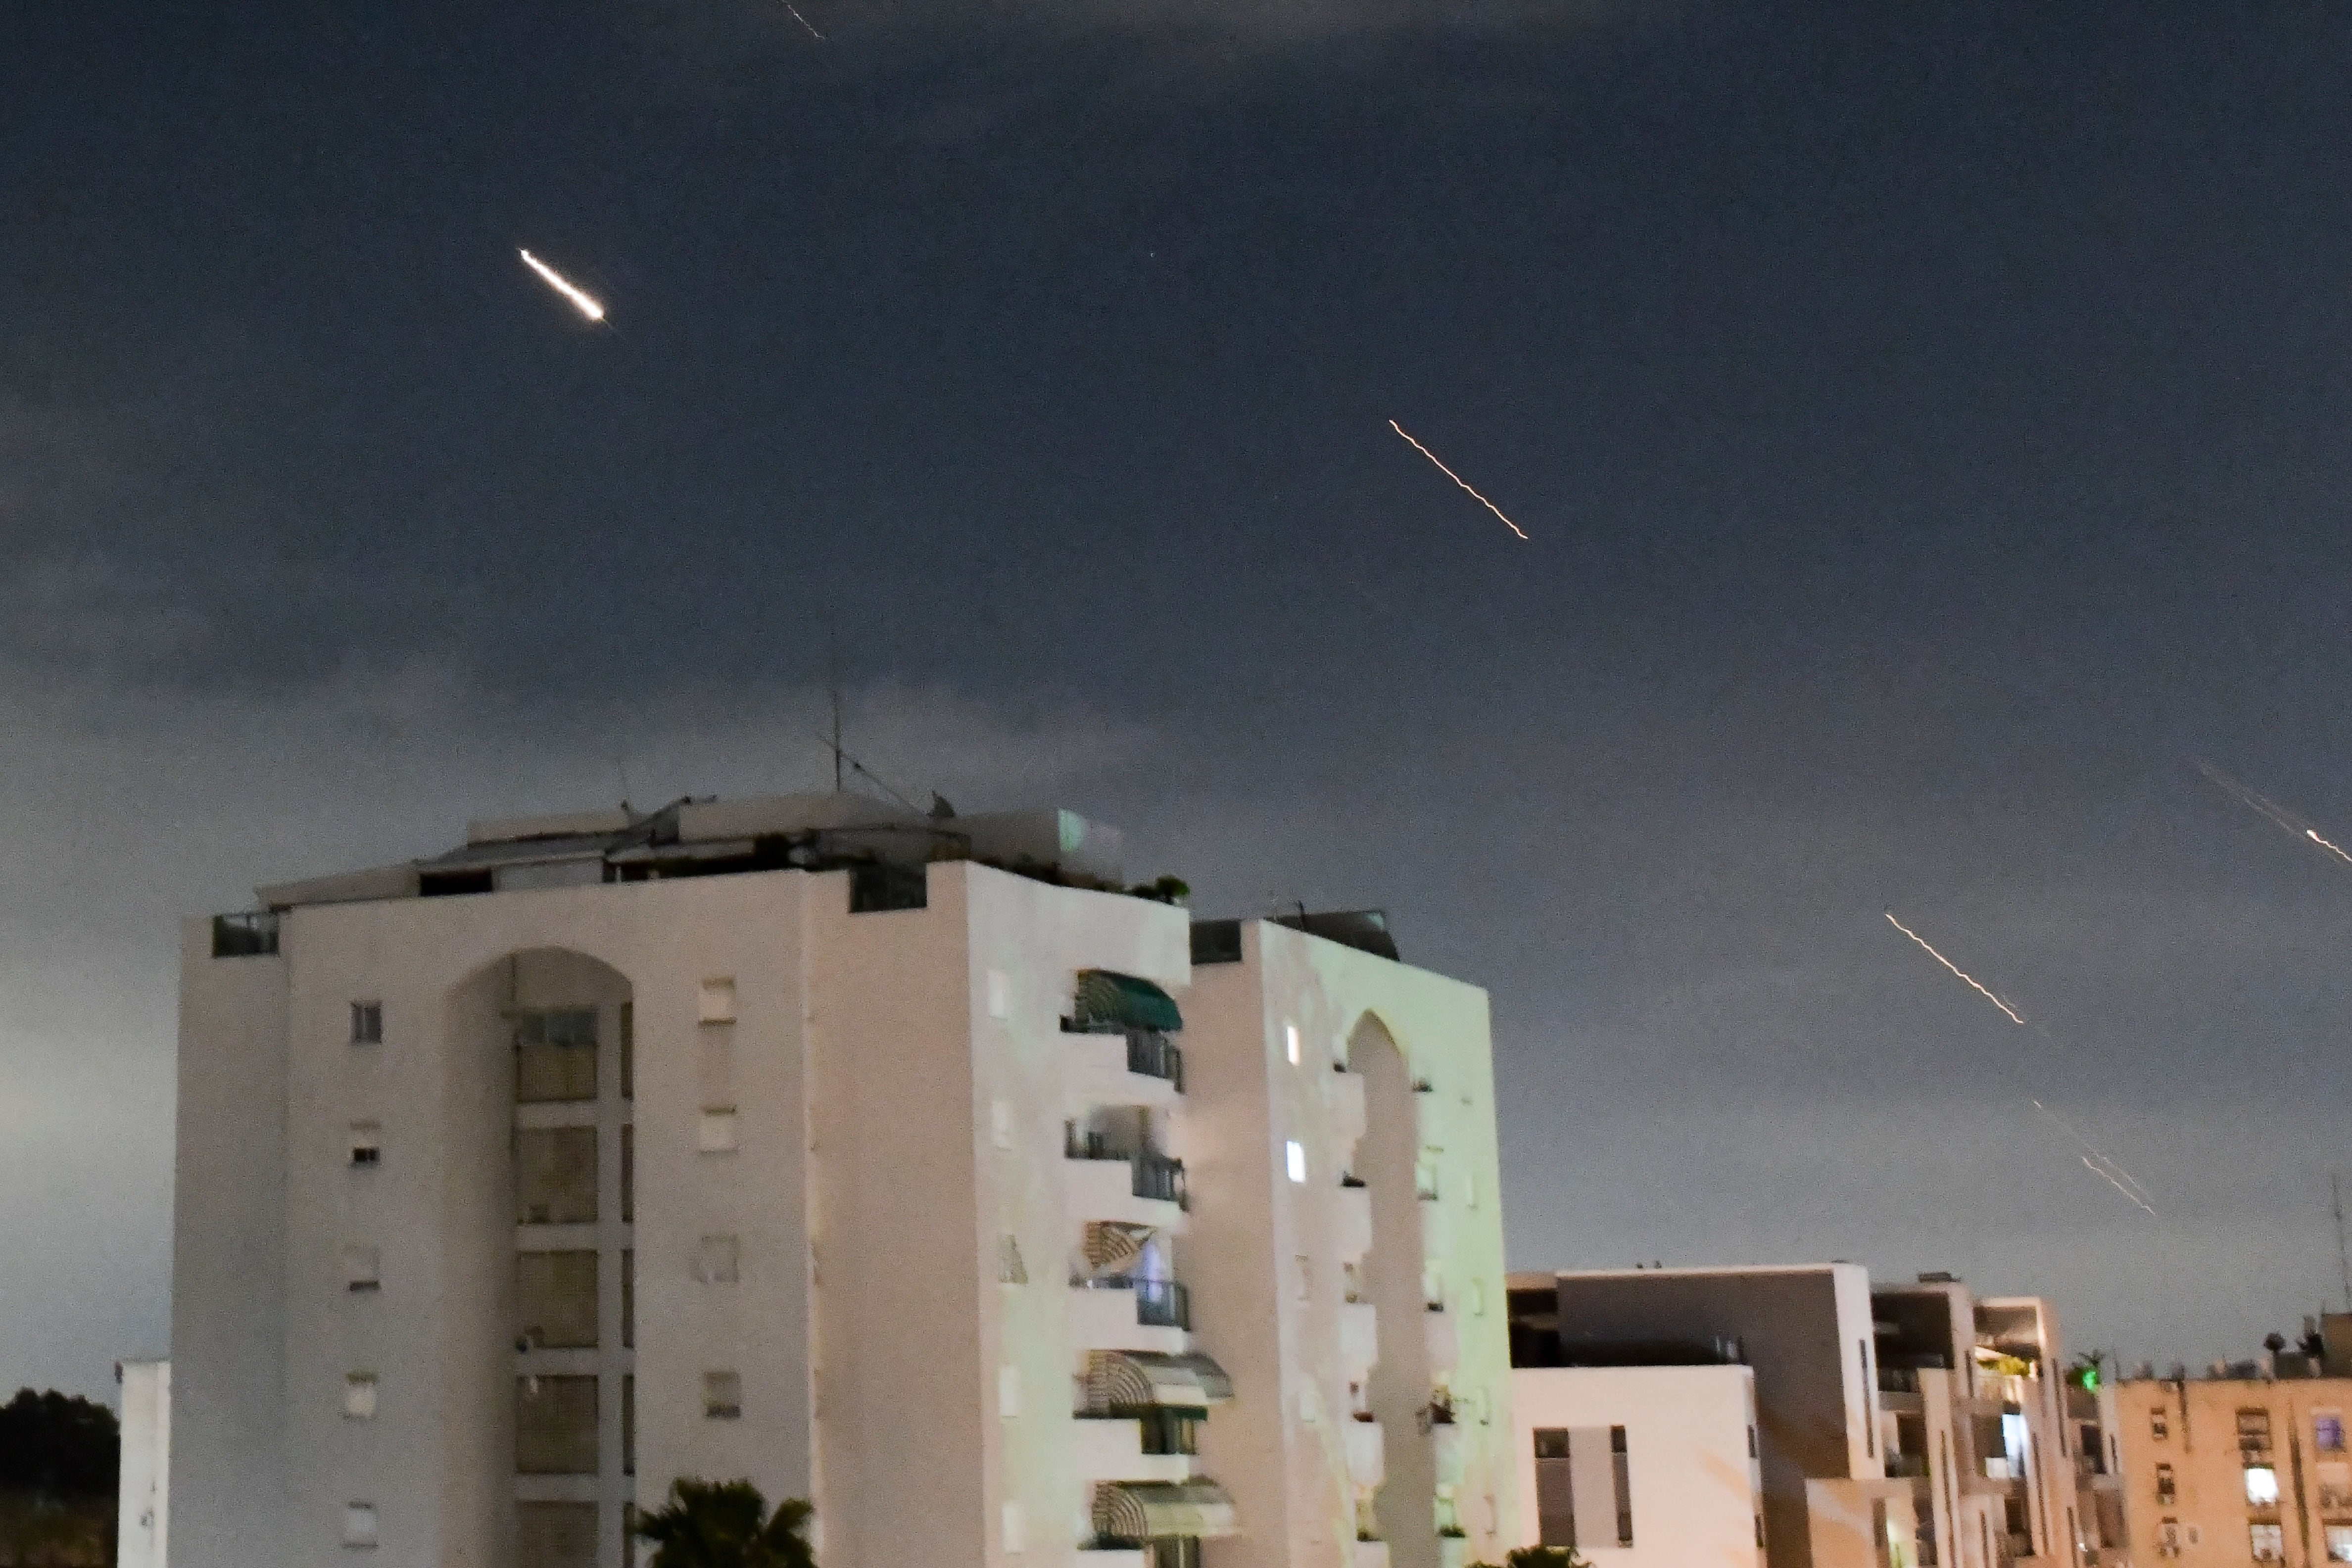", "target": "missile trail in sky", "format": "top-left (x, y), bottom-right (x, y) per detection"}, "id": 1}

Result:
top-left (784, 2), bottom-right (825, 39)
top-left (1389, 421), bottom-right (1529, 539)
top-left (2033, 1099), bottom-right (2157, 1215)
top-left (519, 249), bottom-right (606, 322)
top-left (1884, 911), bottom-right (2027, 1026)
top-left (2195, 759), bottom-right (2352, 869)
